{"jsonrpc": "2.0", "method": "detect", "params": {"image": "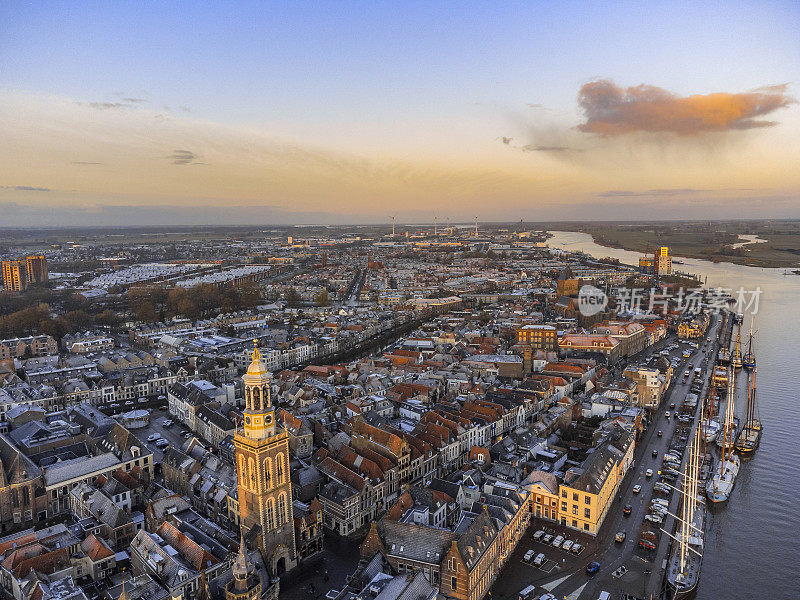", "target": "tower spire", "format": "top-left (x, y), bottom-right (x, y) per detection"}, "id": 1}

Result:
top-left (252, 338), bottom-right (261, 361)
